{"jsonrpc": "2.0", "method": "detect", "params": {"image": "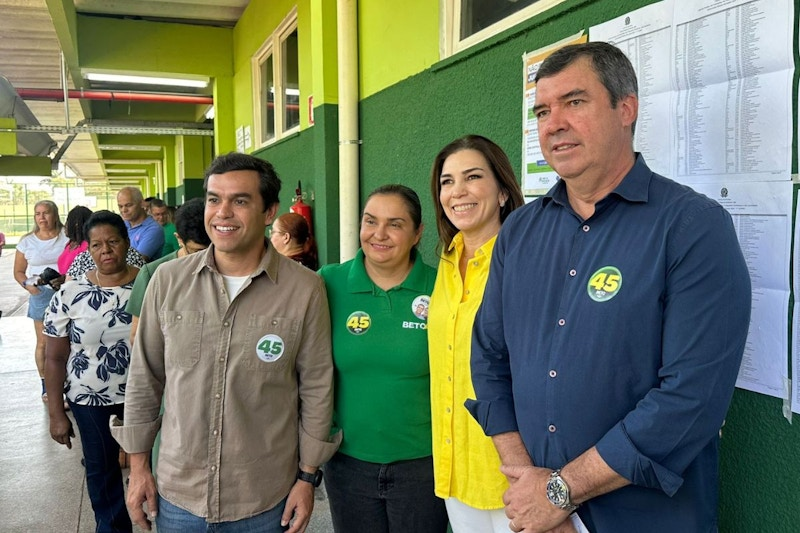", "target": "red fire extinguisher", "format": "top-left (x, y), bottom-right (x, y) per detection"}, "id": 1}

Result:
top-left (290, 181), bottom-right (313, 235)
